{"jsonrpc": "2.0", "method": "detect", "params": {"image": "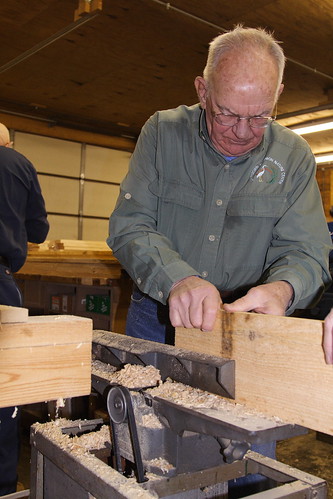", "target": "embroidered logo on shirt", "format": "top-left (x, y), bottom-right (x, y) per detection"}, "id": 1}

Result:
top-left (250, 157), bottom-right (285, 185)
